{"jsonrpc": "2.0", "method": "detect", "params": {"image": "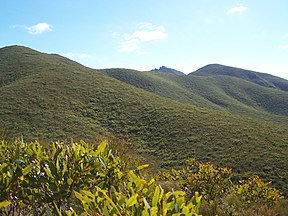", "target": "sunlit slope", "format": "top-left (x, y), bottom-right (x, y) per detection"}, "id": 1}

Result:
top-left (1, 45), bottom-right (288, 195)
top-left (104, 69), bottom-right (288, 126)
top-left (0, 45), bottom-right (84, 87)
top-left (102, 68), bottom-right (222, 110)
top-left (191, 63), bottom-right (288, 92)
